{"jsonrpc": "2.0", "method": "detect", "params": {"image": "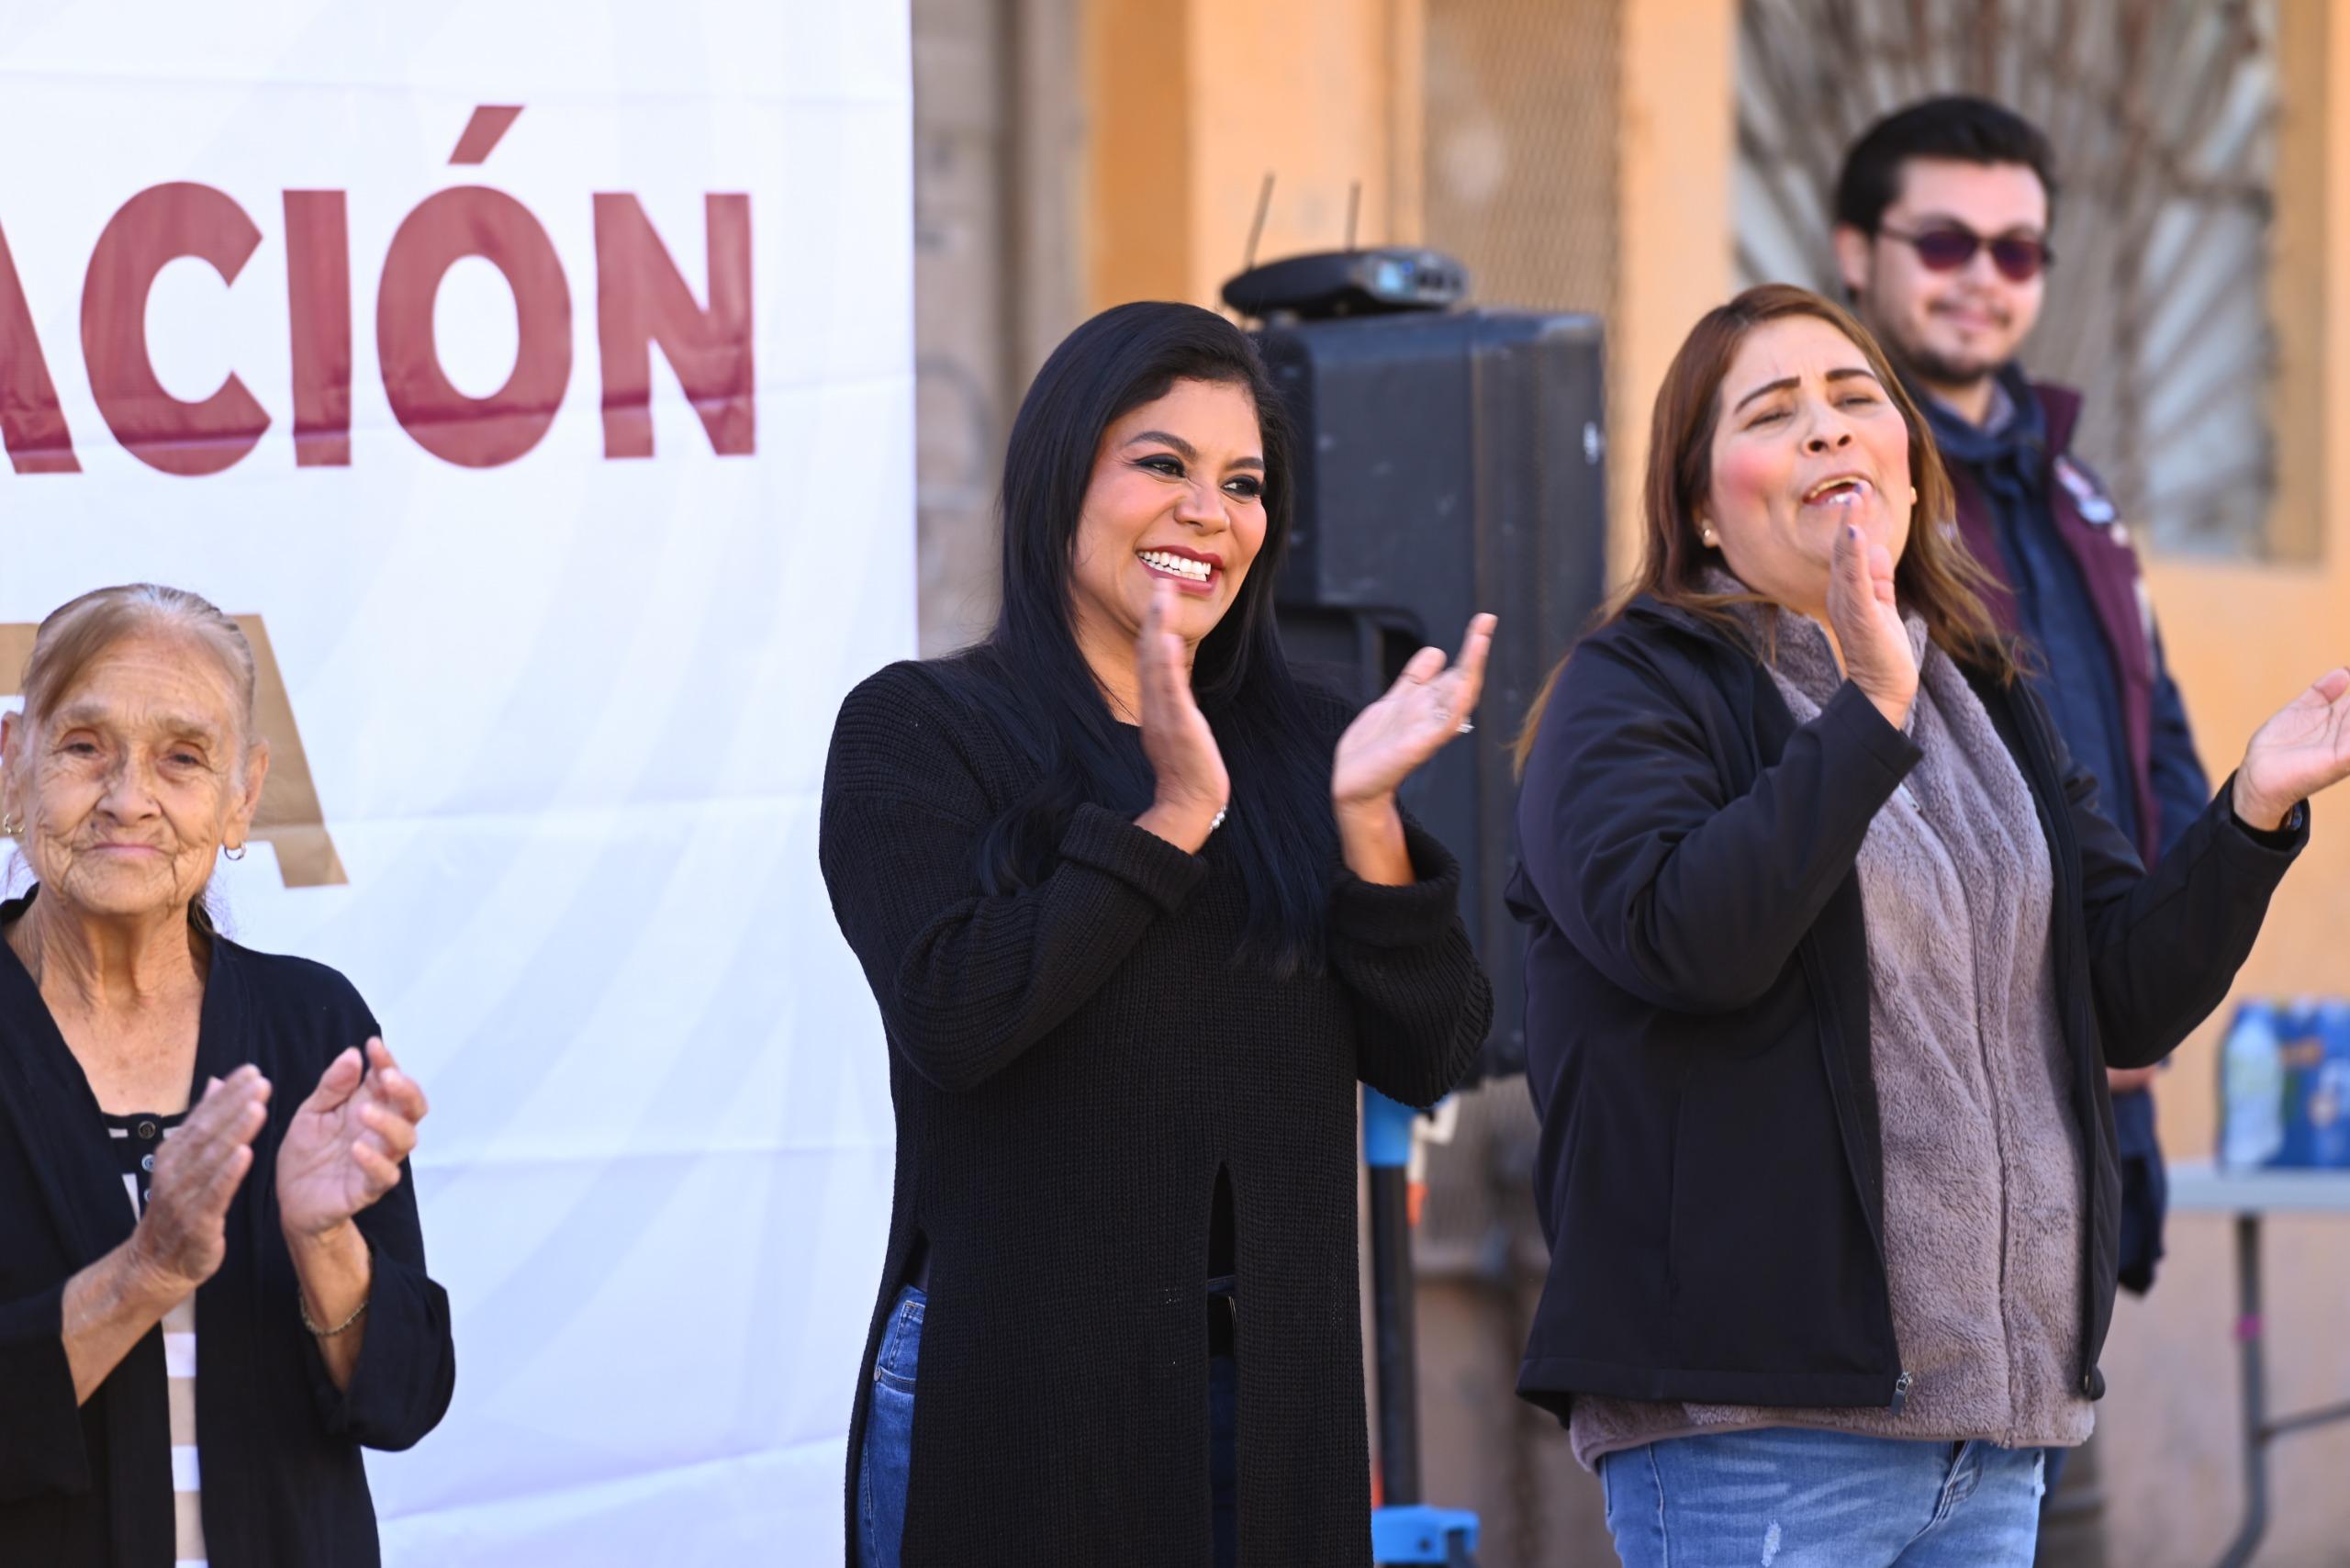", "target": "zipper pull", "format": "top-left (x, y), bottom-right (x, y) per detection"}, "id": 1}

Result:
top-left (1888, 1371), bottom-right (1913, 1416)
